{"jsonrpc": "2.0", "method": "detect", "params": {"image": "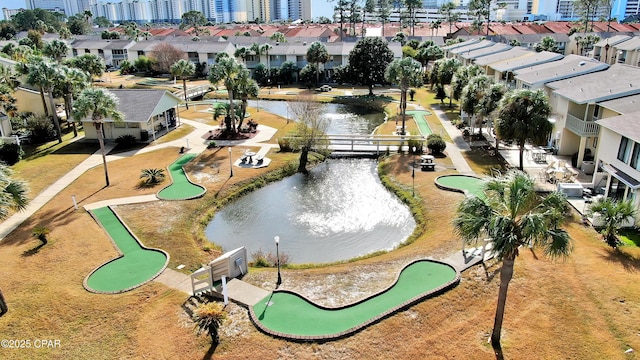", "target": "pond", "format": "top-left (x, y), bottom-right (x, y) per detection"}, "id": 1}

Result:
top-left (205, 102), bottom-right (416, 264)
